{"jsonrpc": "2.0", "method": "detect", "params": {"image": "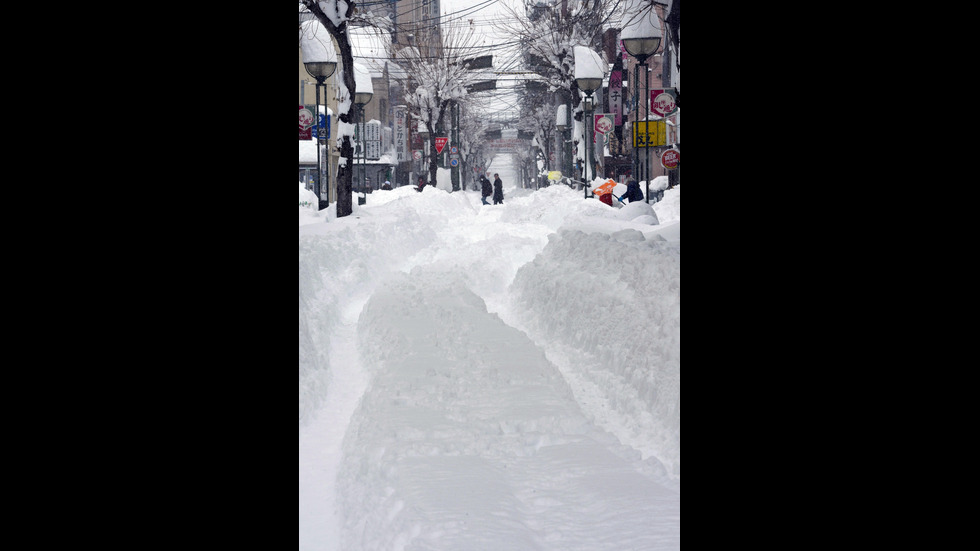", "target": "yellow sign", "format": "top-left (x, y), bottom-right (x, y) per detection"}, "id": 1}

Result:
top-left (632, 120), bottom-right (666, 148)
